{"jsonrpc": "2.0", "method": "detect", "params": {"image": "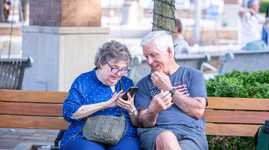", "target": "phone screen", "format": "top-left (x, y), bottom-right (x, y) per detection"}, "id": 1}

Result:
top-left (121, 87), bottom-right (138, 100)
